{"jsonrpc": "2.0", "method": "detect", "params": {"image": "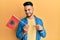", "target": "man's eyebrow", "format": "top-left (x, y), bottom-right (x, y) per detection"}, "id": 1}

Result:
top-left (28, 9), bottom-right (30, 10)
top-left (25, 10), bottom-right (27, 11)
